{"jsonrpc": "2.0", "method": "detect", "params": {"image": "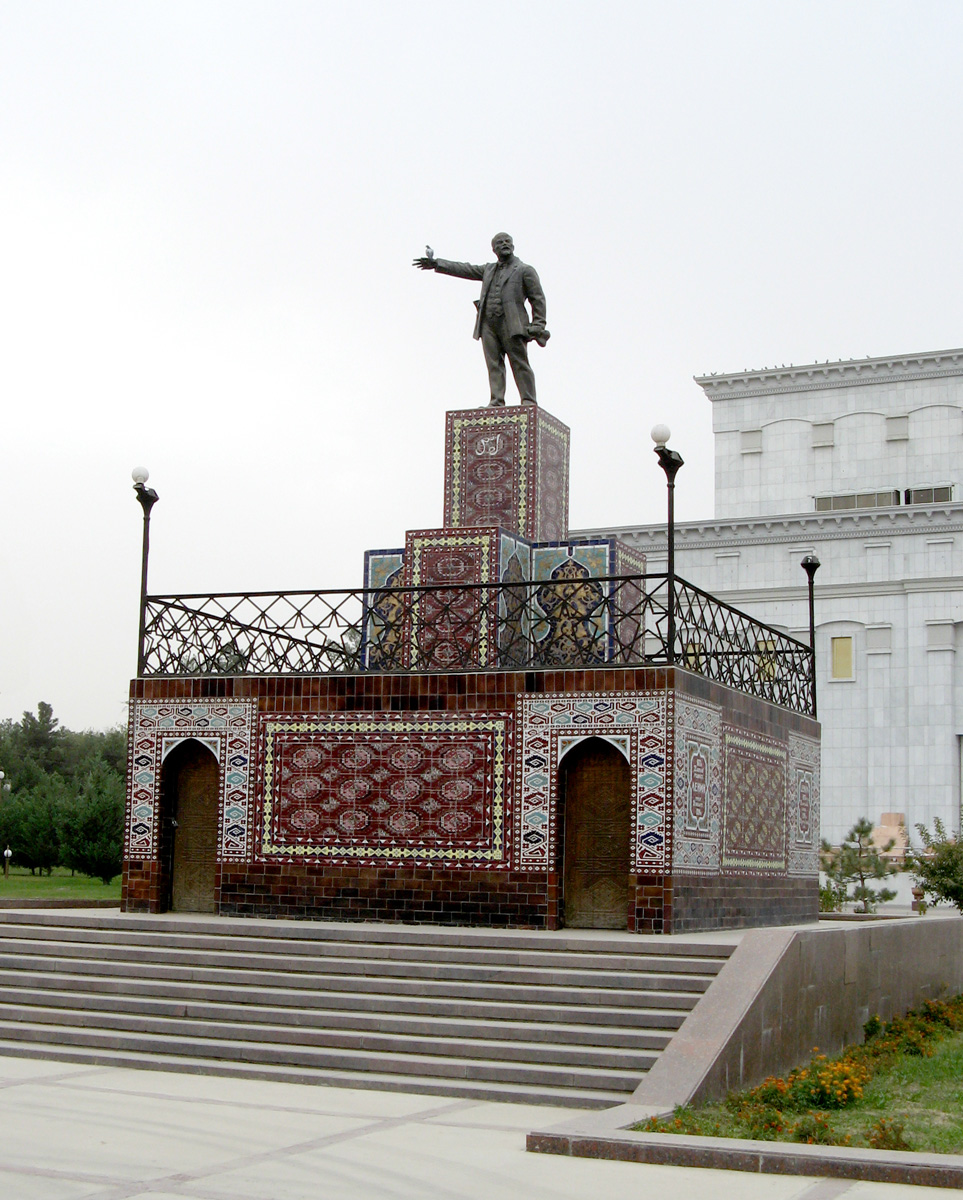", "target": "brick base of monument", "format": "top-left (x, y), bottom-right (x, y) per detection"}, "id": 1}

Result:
top-left (201, 868), bottom-right (815, 932)
top-left (122, 666), bottom-right (821, 933)
top-left (216, 865), bottom-right (556, 927)
top-left (668, 875), bottom-right (818, 933)
top-left (122, 859), bottom-right (164, 913)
